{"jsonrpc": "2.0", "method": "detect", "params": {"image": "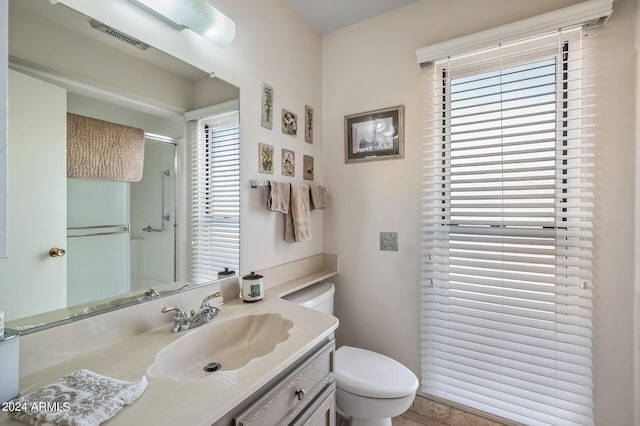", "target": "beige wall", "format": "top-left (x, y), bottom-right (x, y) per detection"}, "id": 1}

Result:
top-left (211, 0), bottom-right (325, 273)
top-left (322, 0), bottom-right (636, 424)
